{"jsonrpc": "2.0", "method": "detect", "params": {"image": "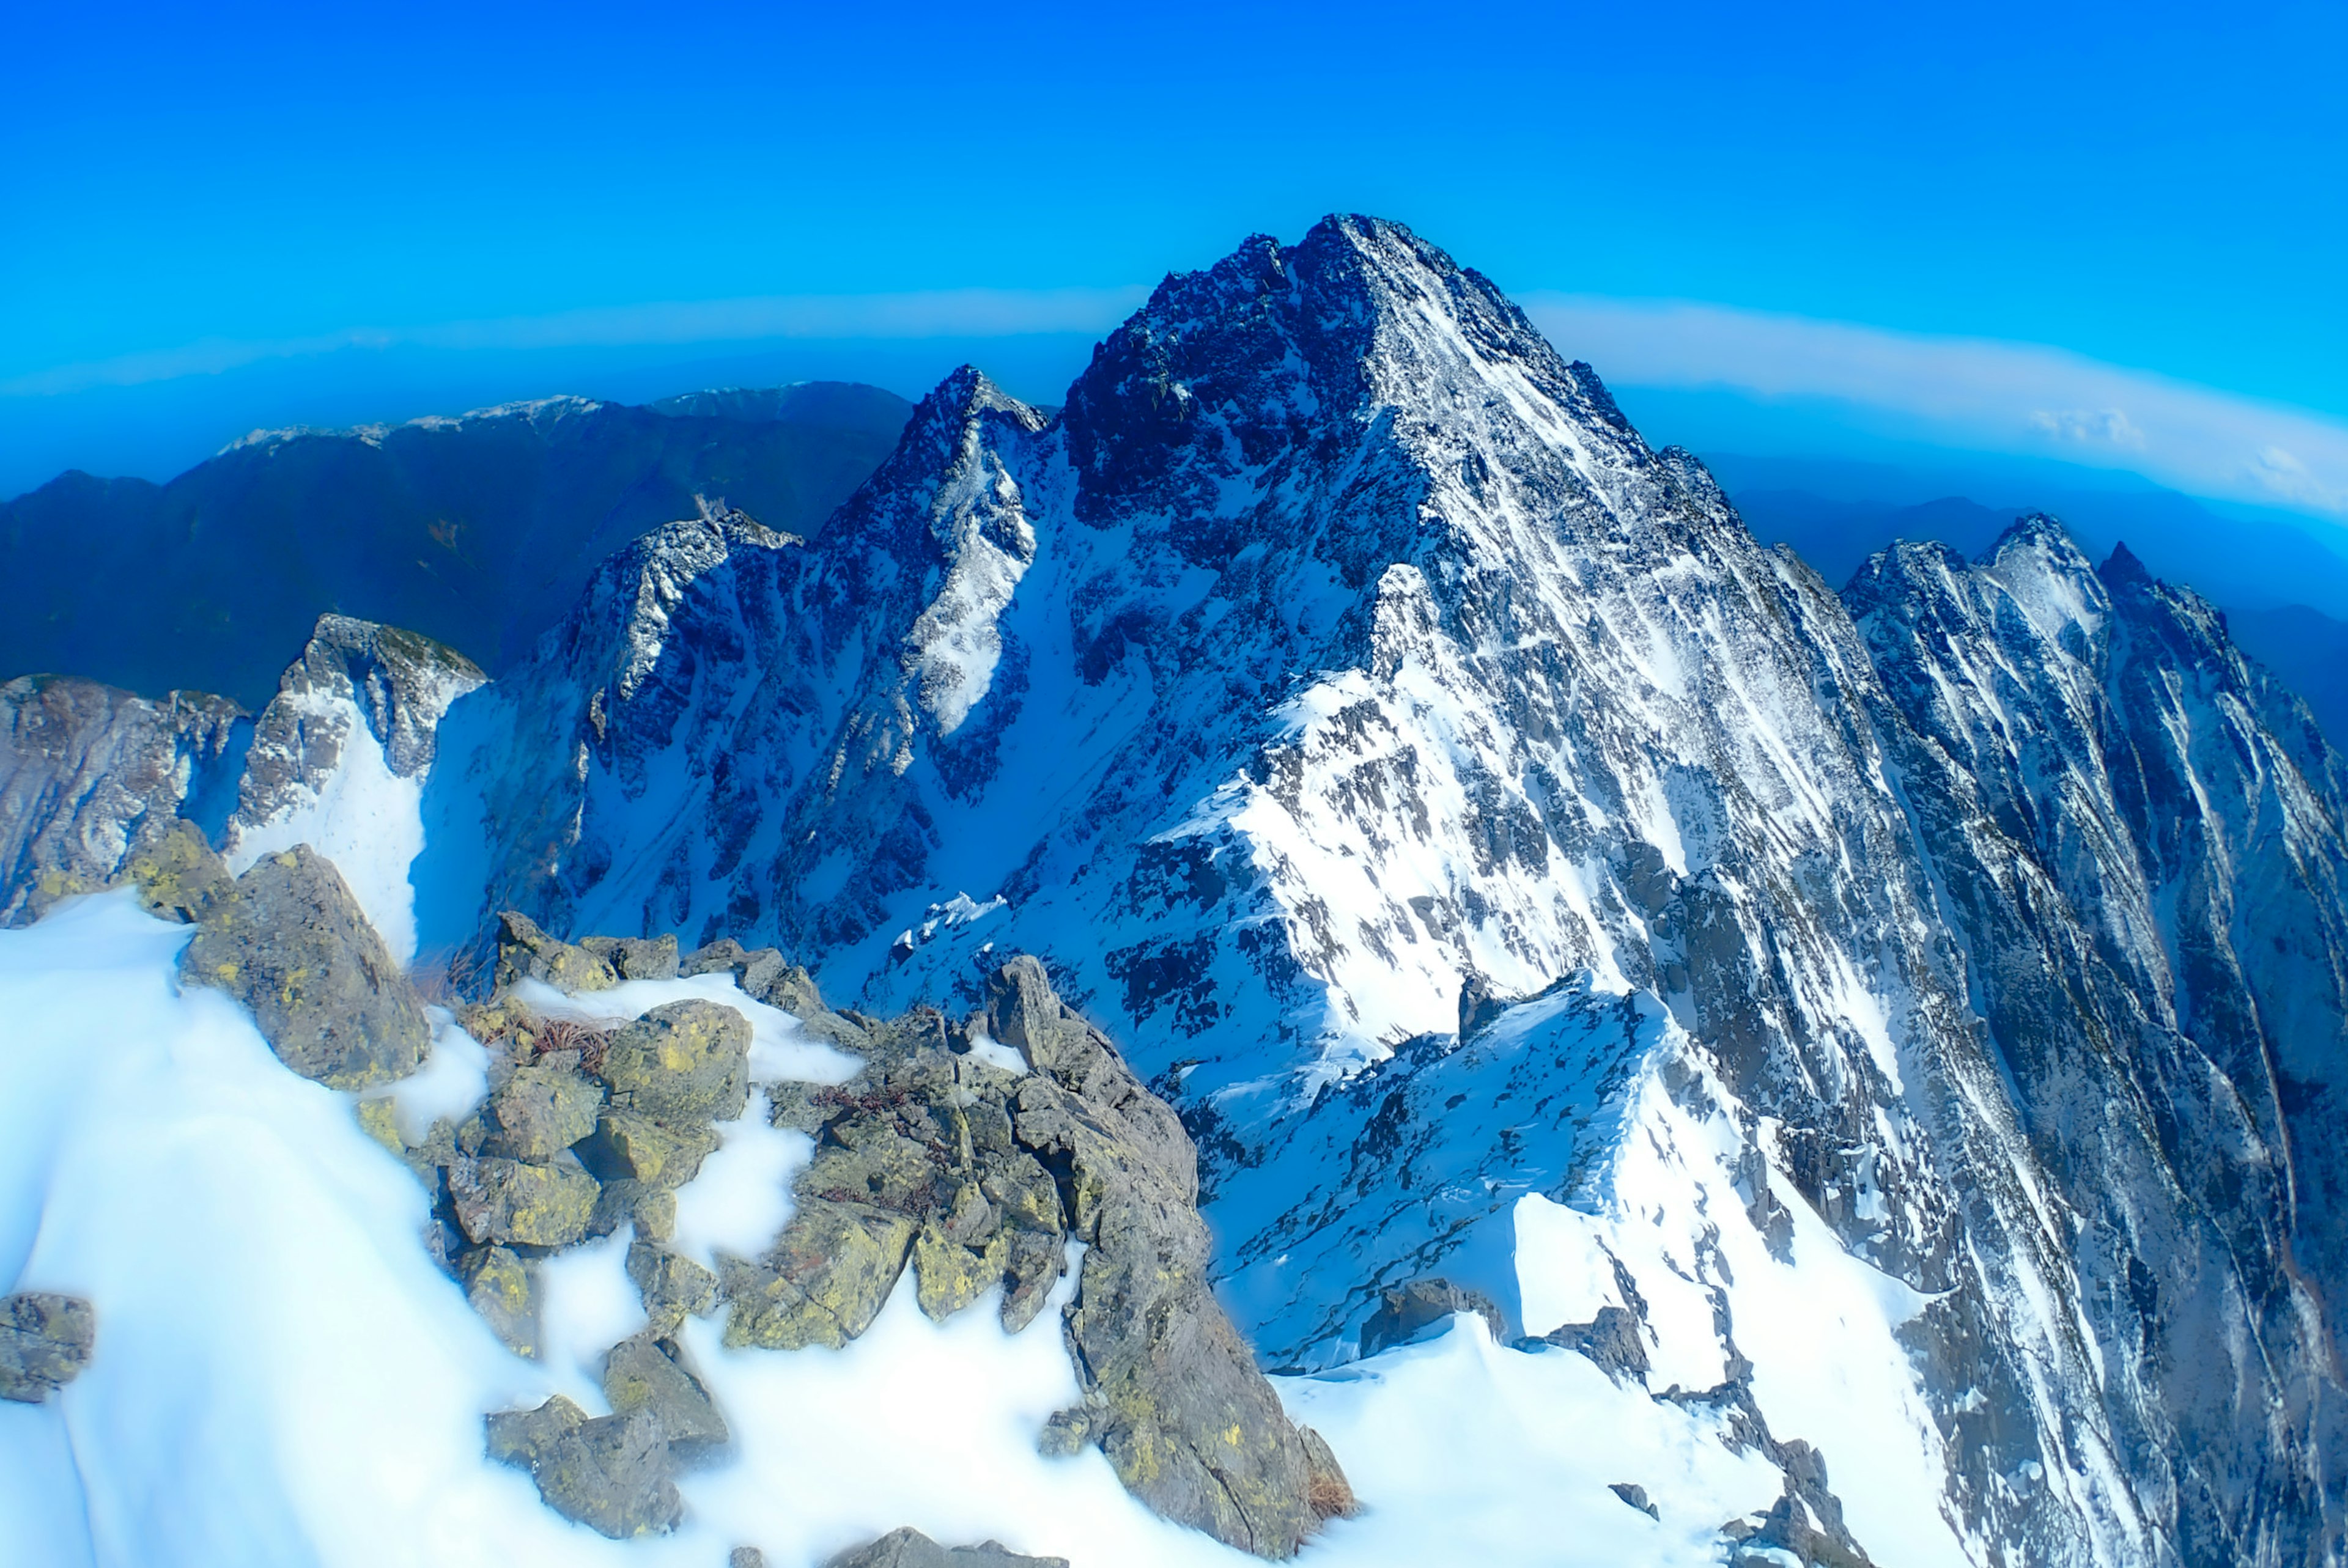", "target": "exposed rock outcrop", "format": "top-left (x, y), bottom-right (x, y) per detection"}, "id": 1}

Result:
top-left (823, 1528), bottom-right (1069, 1567)
top-left (0, 1292), bottom-right (95, 1403)
top-left (724, 954), bottom-right (1336, 1559)
top-left (180, 842), bottom-right (429, 1089)
top-left (1357, 1276), bottom-right (1509, 1356)
top-left (0, 674), bottom-right (246, 925)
